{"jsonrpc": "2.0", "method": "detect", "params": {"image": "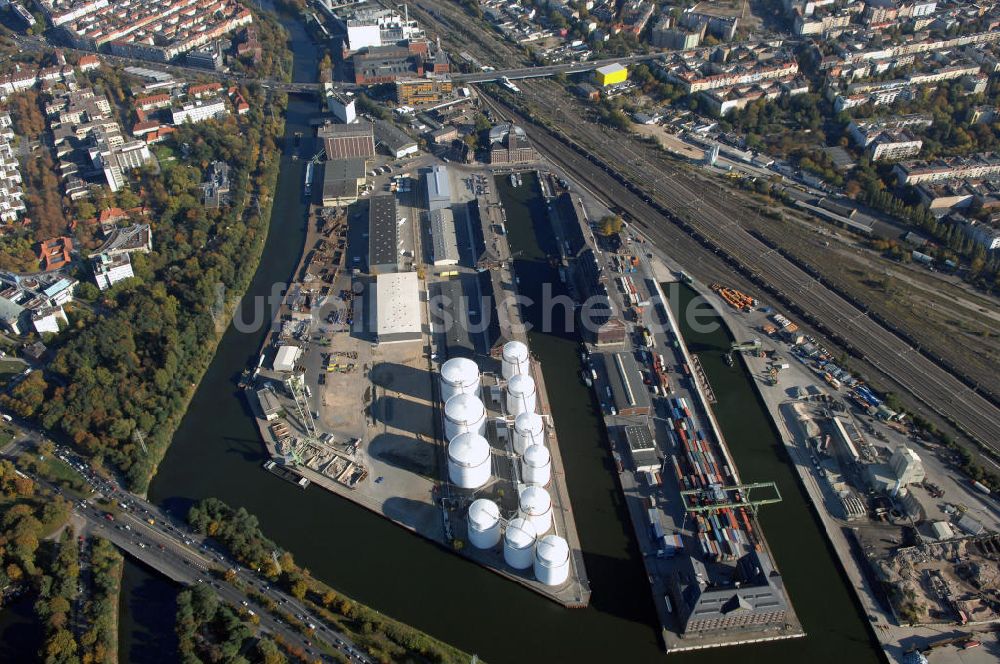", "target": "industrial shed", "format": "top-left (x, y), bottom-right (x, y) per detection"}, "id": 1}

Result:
top-left (596, 351), bottom-right (651, 416)
top-left (322, 157), bottom-right (368, 207)
top-left (429, 208), bottom-right (459, 266)
top-left (272, 345), bottom-right (301, 372)
top-left (624, 424), bottom-right (659, 472)
top-left (368, 195), bottom-right (398, 273)
top-left (425, 164), bottom-right (451, 211)
top-left (376, 272), bottom-right (422, 344)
